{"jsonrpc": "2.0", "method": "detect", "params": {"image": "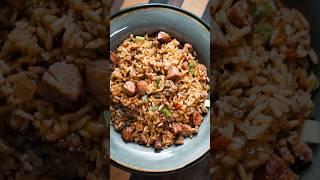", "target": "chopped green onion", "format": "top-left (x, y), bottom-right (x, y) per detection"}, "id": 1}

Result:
top-left (141, 95), bottom-right (149, 102)
top-left (156, 77), bottom-right (161, 87)
top-left (160, 108), bottom-right (172, 117)
top-left (252, 0), bottom-right (276, 19)
top-left (135, 36), bottom-right (145, 42)
top-left (148, 105), bottom-right (159, 112)
top-left (189, 61), bottom-right (196, 69)
top-left (254, 23), bottom-right (273, 45)
top-left (189, 68), bottom-right (195, 76)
